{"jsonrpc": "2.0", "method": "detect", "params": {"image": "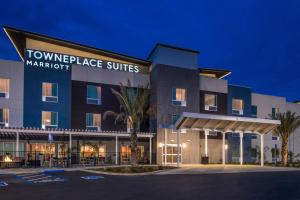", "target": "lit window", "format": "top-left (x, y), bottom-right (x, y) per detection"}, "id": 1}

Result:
top-left (272, 108), bottom-right (279, 117)
top-left (0, 78), bottom-right (9, 98)
top-left (172, 88), bottom-right (186, 106)
top-left (42, 111), bottom-right (58, 129)
top-left (251, 105), bottom-right (257, 117)
top-left (204, 94), bottom-right (217, 111)
top-left (0, 108), bottom-right (9, 127)
top-left (87, 85), bottom-right (101, 105)
top-left (42, 82), bottom-right (58, 102)
top-left (80, 144), bottom-right (106, 157)
top-left (86, 113), bottom-right (101, 131)
top-left (232, 99), bottom-right (244, 115)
